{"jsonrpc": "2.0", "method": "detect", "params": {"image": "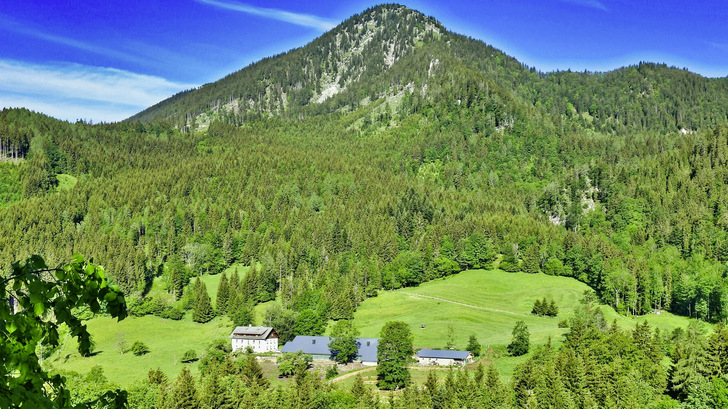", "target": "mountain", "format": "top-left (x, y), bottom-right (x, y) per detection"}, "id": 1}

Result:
top-left (129, 4), bottom-right (728, 136)
top-left (5, 4), bottom-right (728, 406)
top-left (126, 4), bottom-right (544, 130)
